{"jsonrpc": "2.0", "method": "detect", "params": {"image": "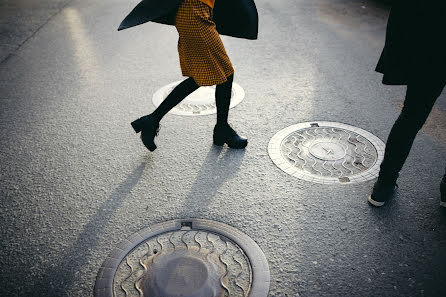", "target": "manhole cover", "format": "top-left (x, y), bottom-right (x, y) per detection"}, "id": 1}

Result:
top-left (95, 219), bottom-right (270, 297)
top-left (268, 121), bottom-right (385, 184)
top-left (152, 81), bottom-right (245, 116)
